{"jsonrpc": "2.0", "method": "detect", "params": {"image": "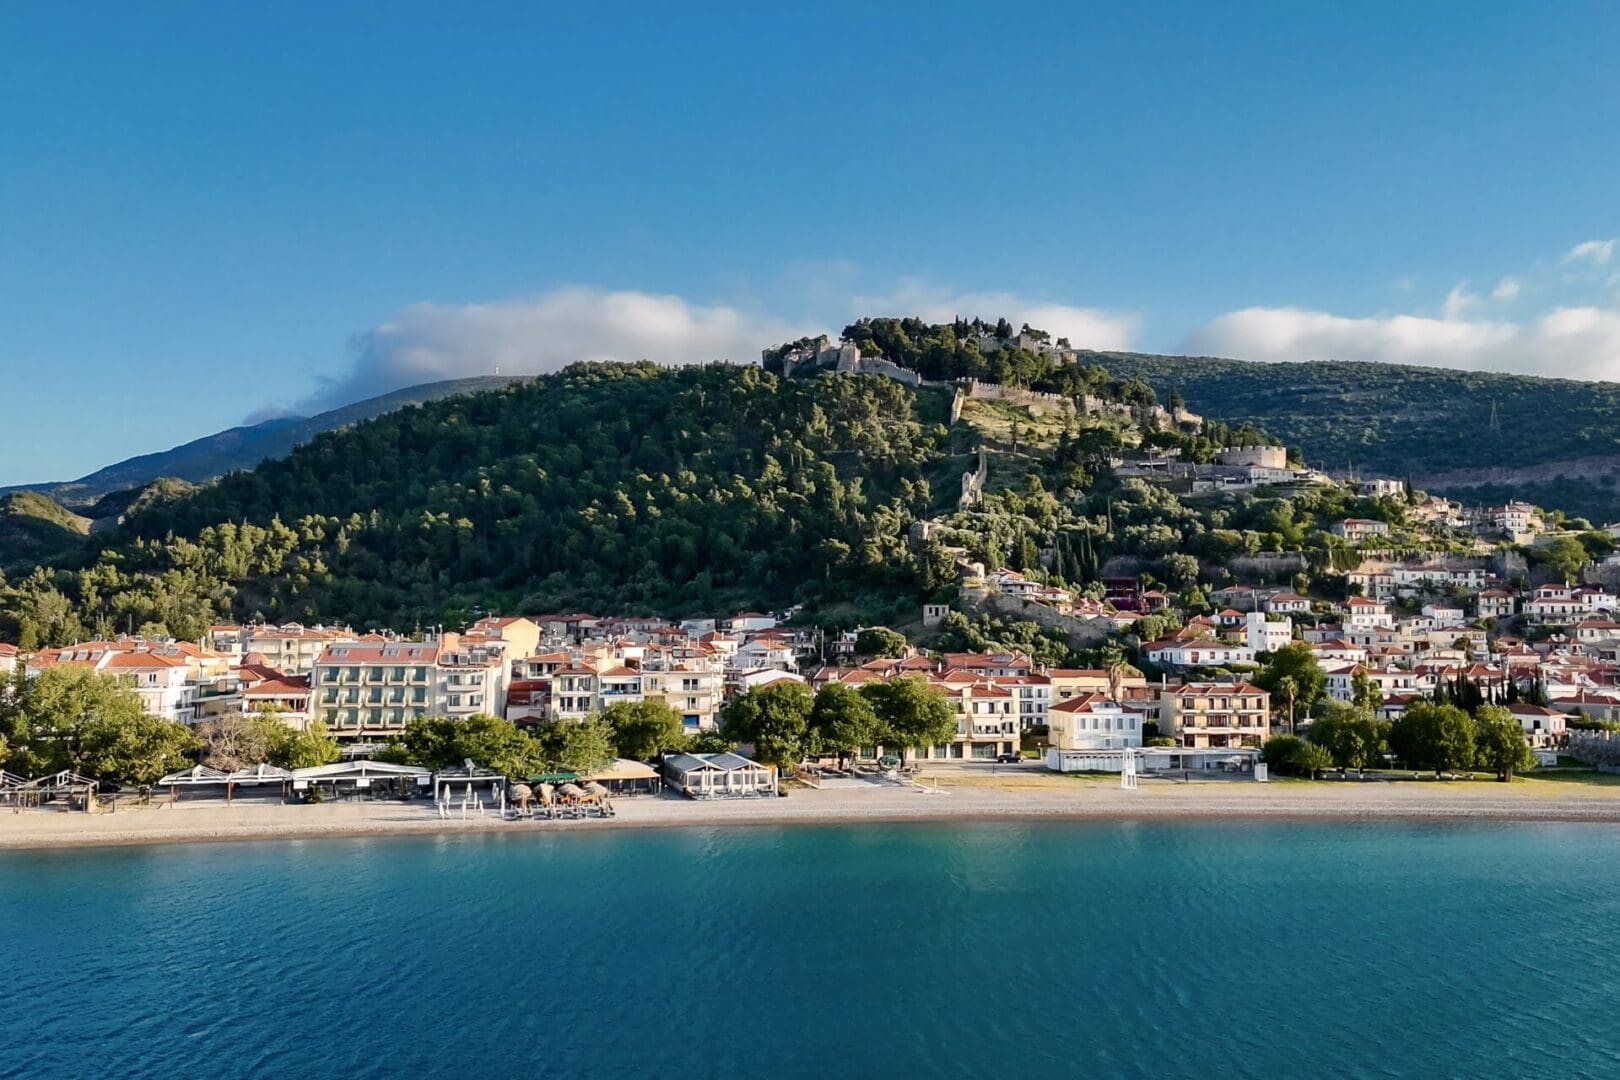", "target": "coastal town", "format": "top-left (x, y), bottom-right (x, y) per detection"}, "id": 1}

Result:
top-left (8, 481), bottom-right (1620, 843)
top-left (9, 322), bottom-right (1620, 842)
